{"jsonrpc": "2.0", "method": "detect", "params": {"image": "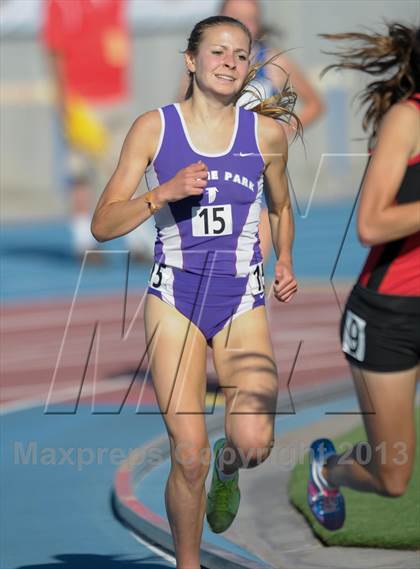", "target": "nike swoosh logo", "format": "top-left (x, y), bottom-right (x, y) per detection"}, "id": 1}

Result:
top-left (237, 152), bottom-right (257, 157)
